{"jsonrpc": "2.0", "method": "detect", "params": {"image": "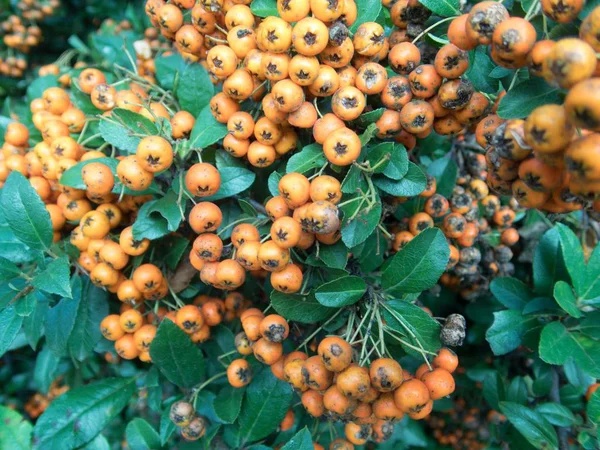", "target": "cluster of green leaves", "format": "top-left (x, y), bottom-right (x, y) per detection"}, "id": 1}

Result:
top-left (482, 224), bottom-right (600, 449)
